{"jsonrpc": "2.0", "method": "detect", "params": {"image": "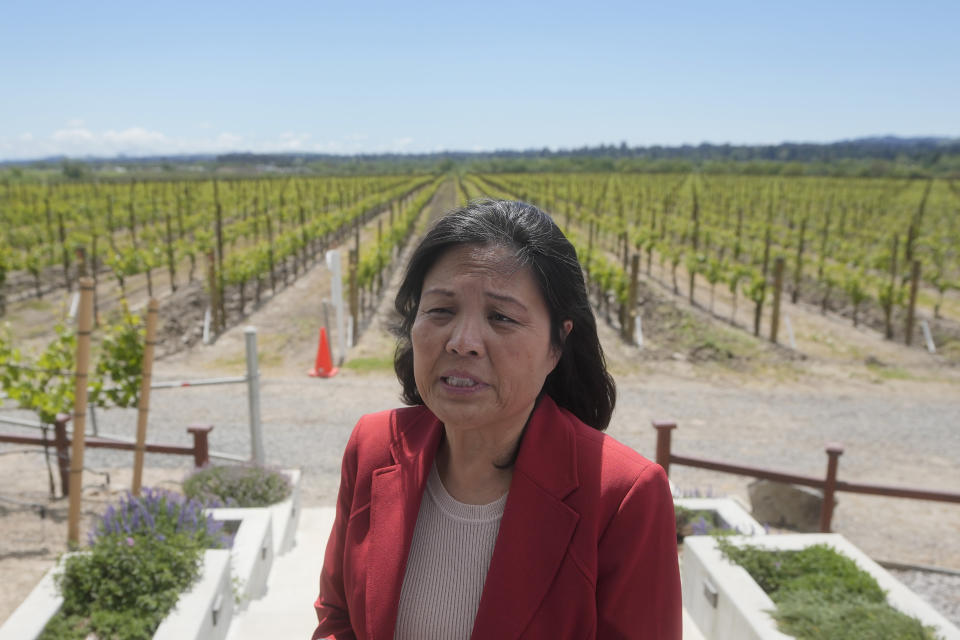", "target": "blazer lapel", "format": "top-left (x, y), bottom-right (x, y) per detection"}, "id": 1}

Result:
top-left (364, 409), bottom-right (442, 640)
top-left (471, 396), bottom-right (581, 639)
